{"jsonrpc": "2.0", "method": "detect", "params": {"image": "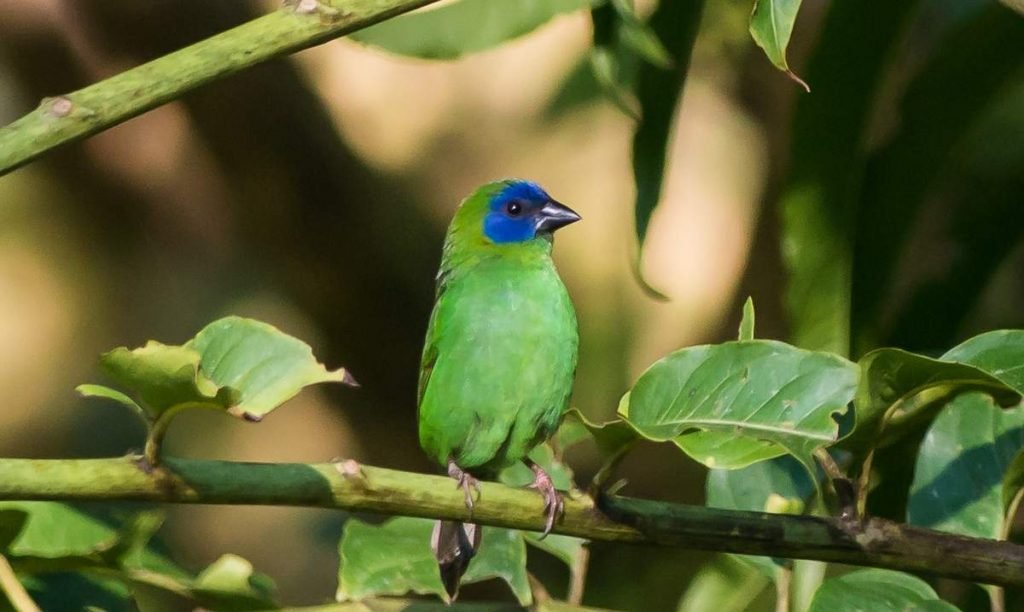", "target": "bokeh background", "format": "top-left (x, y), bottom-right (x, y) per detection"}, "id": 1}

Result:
top-left (1, 0), bottom-right (1022, 609)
